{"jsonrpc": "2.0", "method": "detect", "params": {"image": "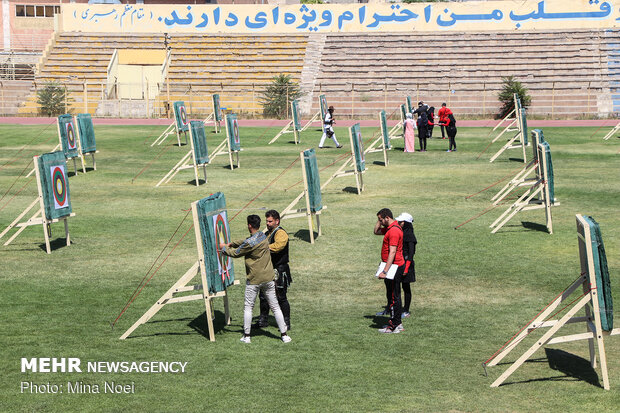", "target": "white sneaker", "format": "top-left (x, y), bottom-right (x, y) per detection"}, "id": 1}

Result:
top-left (240, 335), bottom-right (251, 344)
top-left (378, 324), bottom-right (403, 334)
top-left (402, 311), bottom-right (411, 318)
top-left (281, 335), bottom-right (292, 343)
